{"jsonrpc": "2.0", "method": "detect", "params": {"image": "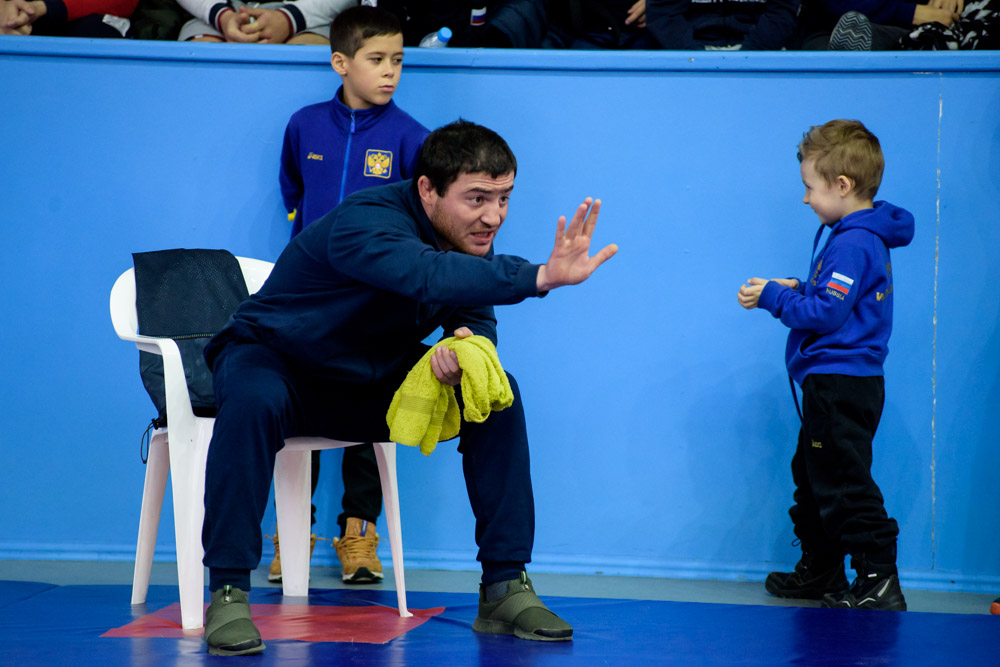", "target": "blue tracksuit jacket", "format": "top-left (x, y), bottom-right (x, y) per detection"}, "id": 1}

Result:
top-left (279, 88), bottom-right (429, 237)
